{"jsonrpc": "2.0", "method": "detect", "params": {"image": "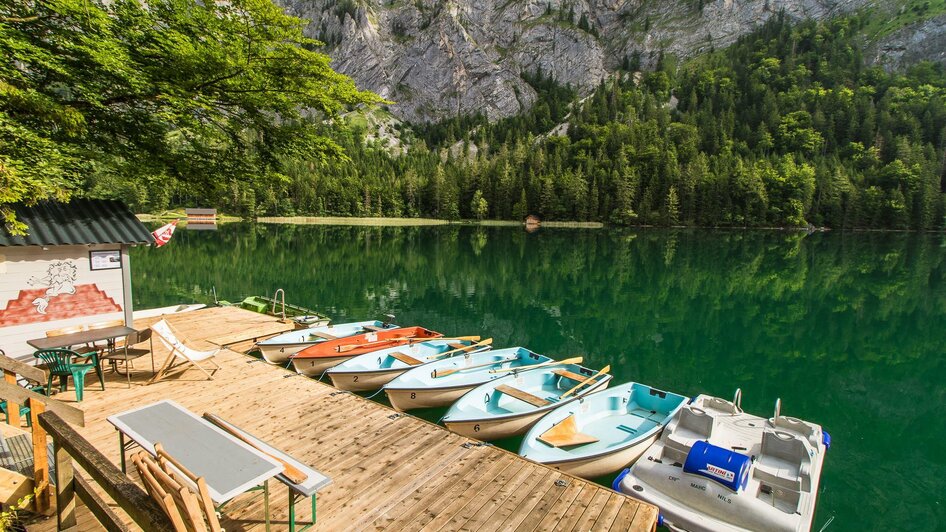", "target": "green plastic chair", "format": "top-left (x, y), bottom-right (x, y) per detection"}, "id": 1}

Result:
top-left (33, 349), bottom-right (100, 402)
